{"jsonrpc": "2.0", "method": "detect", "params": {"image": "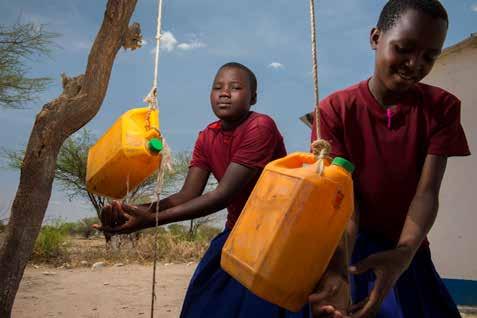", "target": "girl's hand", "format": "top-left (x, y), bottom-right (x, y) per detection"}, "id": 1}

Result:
top-left (349, 246), bottom-right (413, 318)
top-left (309, 269), bottom-right (351, 318)
top-left (93, 202), bottom-right (154, 234)
top-left (92, 201), bottom-right (127, 232)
